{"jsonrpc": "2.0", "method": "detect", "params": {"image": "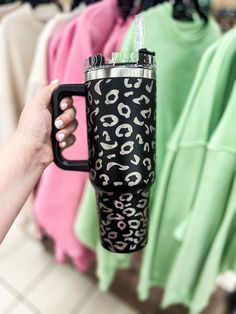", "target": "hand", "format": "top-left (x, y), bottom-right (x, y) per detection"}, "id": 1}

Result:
top-left (15, 80), bottom-right (78, 169)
